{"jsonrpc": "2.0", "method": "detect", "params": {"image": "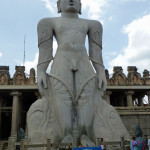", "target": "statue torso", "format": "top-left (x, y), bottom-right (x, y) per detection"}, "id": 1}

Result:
top-left (49, 17), bottom-right (95, 98)
top-left (53, 17), bottom-right (89, 46)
